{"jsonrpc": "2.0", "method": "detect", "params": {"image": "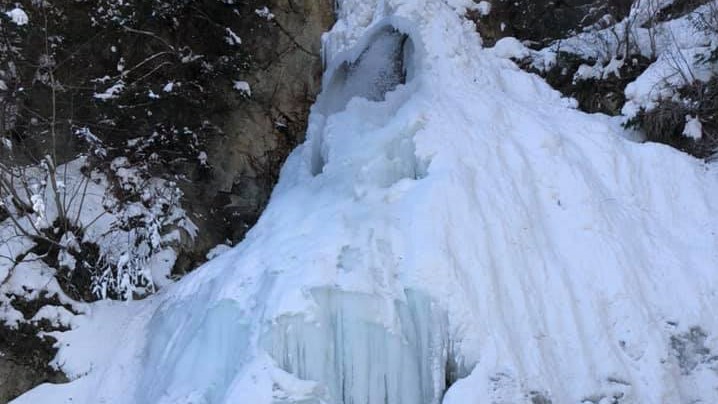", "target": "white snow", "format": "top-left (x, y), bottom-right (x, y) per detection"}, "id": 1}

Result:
top-left (206, 243), bottom-right (232, 260)
top-left (13, 0), bottom-right (718, 403)
top-left (32, 305), bottom-right (75, 328)
top-left (198, 151), bottom-right (208, 166)
top-left (149, 248), bottom-right (177, 288)
top-left (602, 56), bottom-right (624, 79)
top-left (1, 254), bottom-right (84, 328)
top-left (1, 156), bottom-right (192, 304)
top-left (574, 61), bottom-right (603, 82)
top-left (93, 81), bottom-right (124, 101)
top-left (233, 80), bottom-right (251, 95)
top-left (474, 1), bottom-right (491, 16)
top-left (30, 194), bottom-right (46, 227)
top-left (58, 232), bottom-right (80, 271)
top-left (622, 45), bottom-right (714, 116)
top-left (45, 300), bottom-right (145, 380)
top-left (0, 218), bottom-right (35, 285)
top-left (225, 28), bottom-right (242, 46)
top-left (5, 7), bottom-right (28, 26)
top-left (490, 37), bottom-right (530, 60)
top-left (683, 115), bottom-right (703, 140)
top-left (255, 6), bottom-right (275, 21)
